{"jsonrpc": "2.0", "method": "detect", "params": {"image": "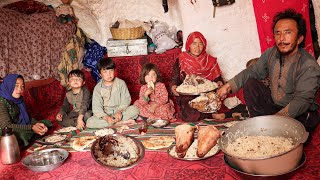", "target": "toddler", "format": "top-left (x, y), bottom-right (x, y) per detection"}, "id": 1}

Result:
top-left (56, 69), bottom-right (92, 129)
top-left (86, 58), bottom-right (139, 128)
top-left (134, 63), bottom-right (175, 121)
